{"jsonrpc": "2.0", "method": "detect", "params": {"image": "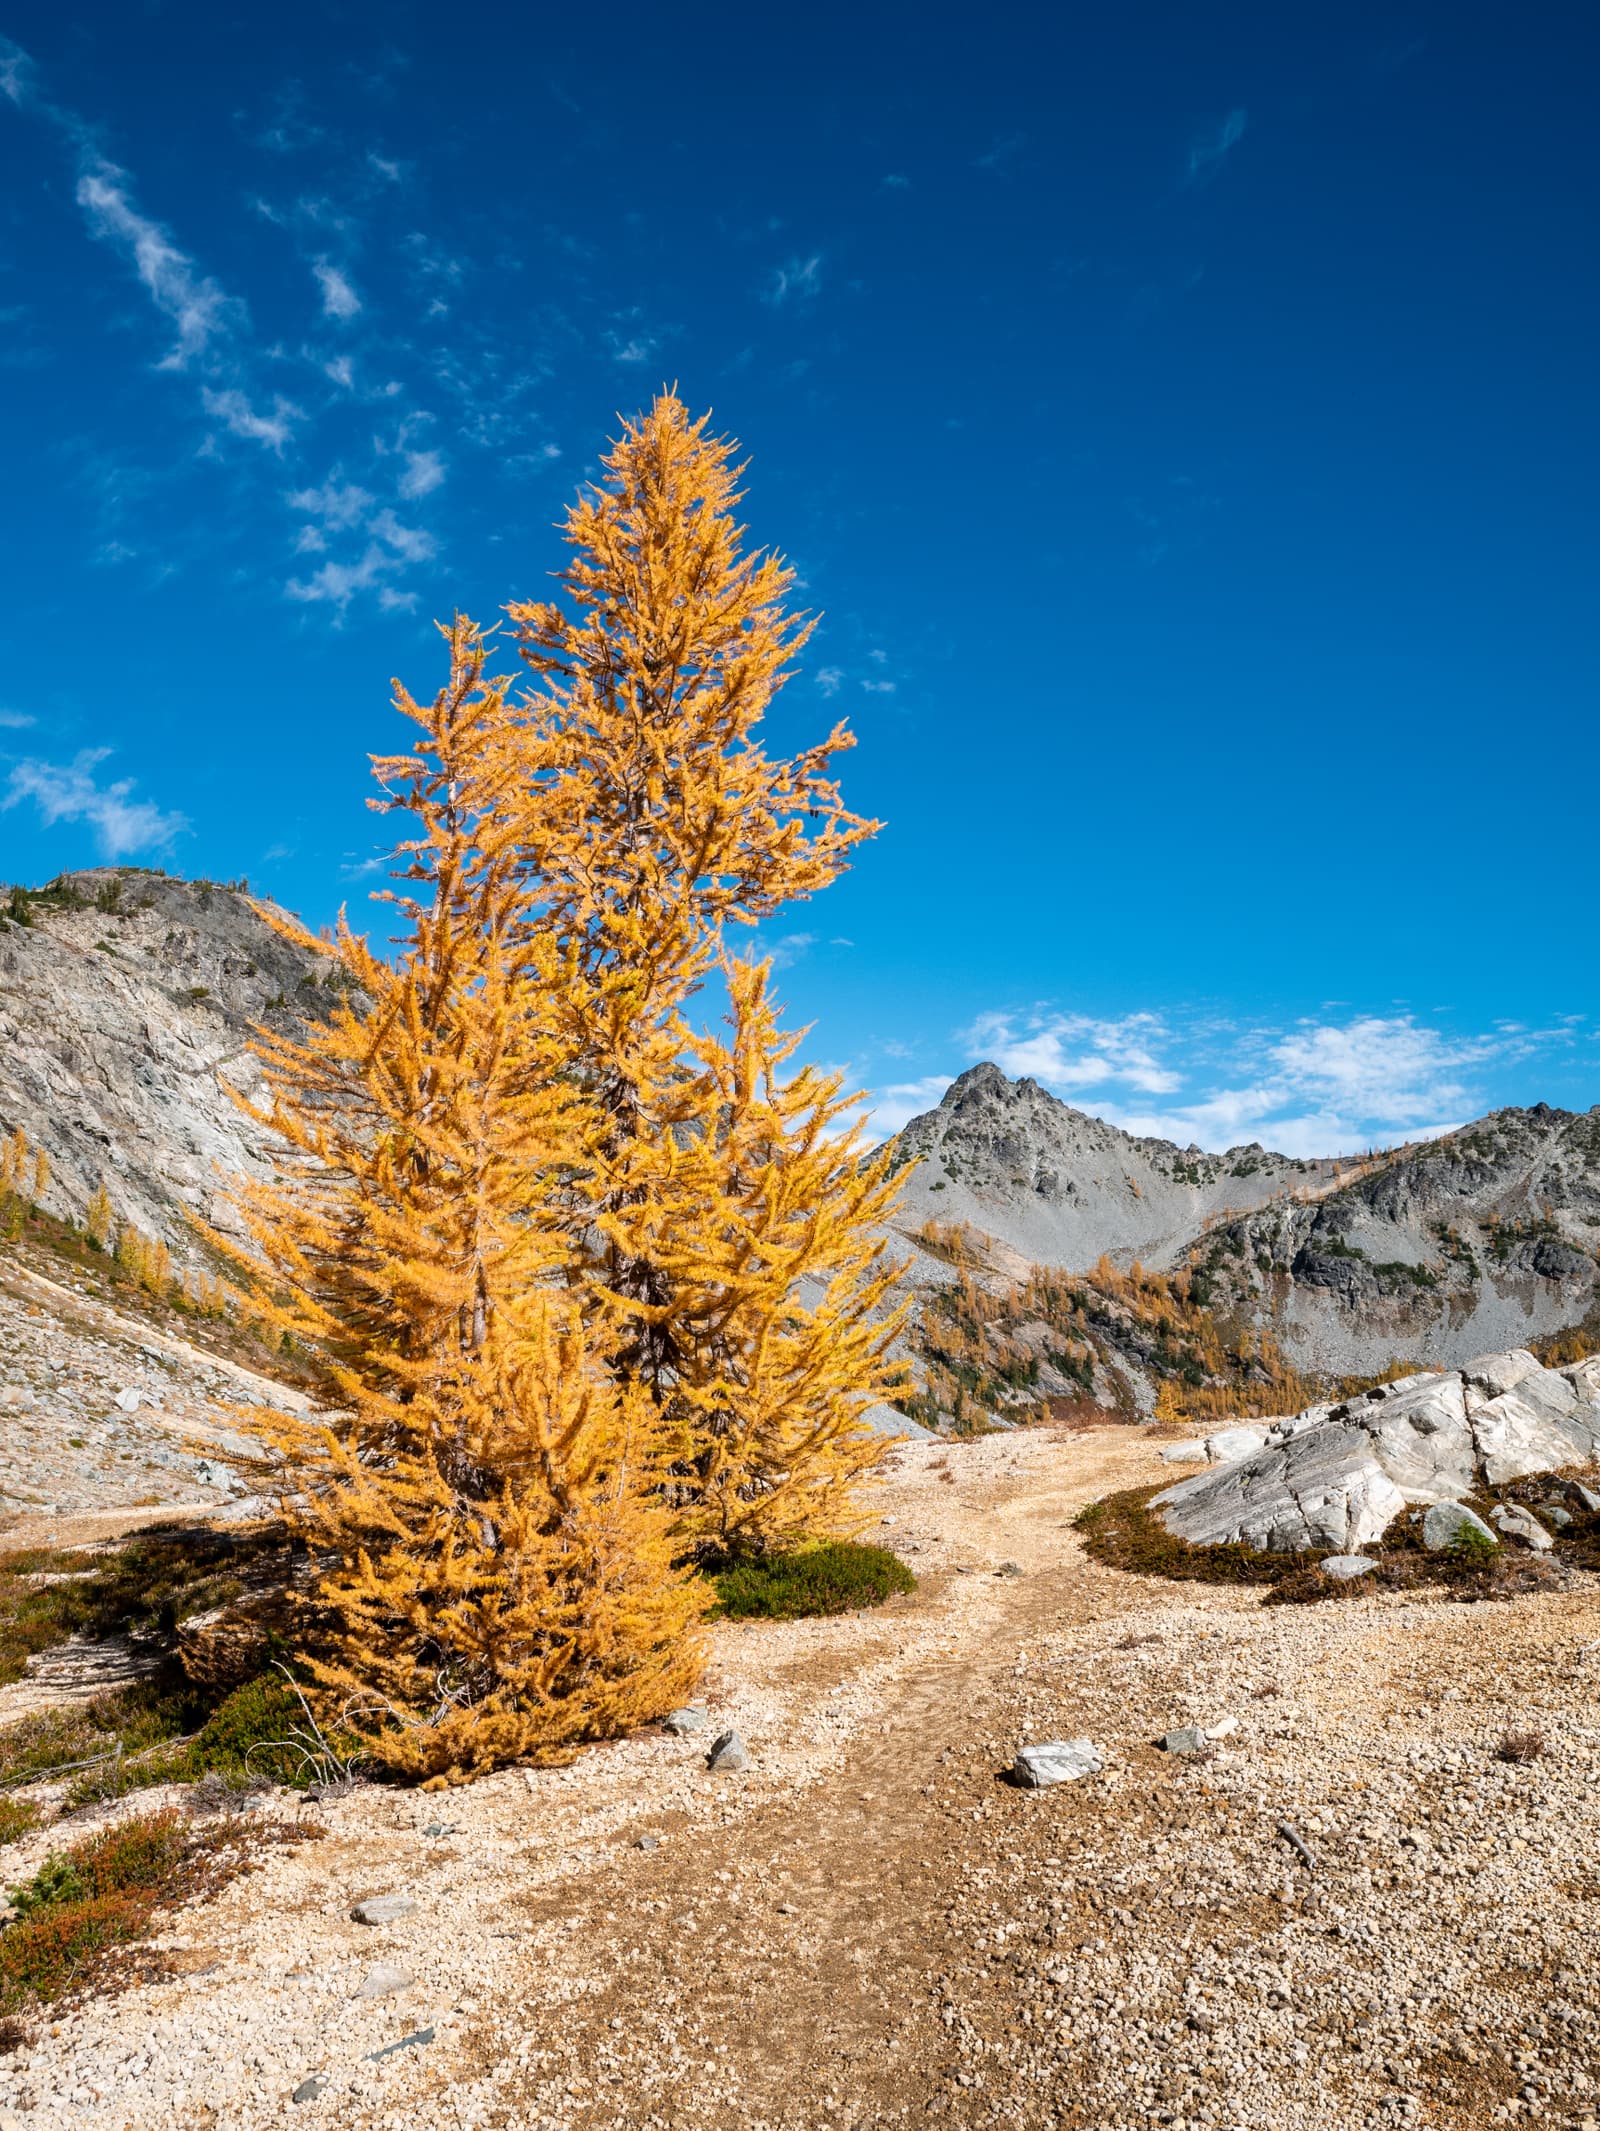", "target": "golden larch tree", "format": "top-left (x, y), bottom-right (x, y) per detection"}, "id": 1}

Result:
top-left (226, 624), bottom-right (703, 1783)
top-left (494, 392), bottom-right (908, 1550)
